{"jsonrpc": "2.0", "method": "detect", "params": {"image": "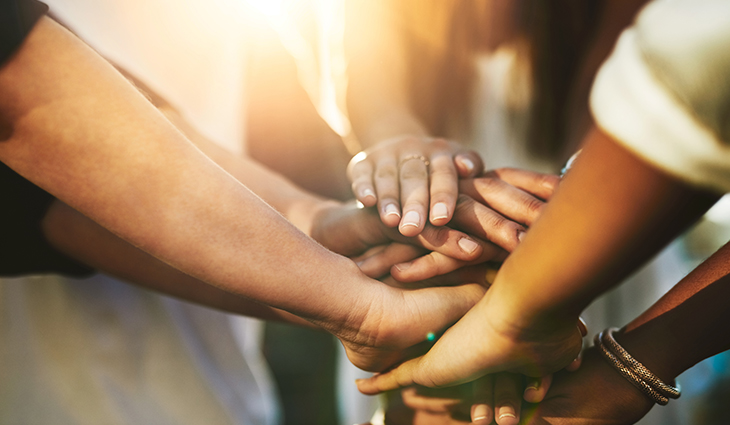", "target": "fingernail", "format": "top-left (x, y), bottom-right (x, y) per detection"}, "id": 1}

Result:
top-left (542, 179), bottom-right (557, 190)
top-left (394, 262), bottom-right (412, 272)
top-left (523, 379), bottom-right (540, 402)
top-left (458, 156), bottom-right (475, 173)
top-left (401, 211), bottom-right (420, 228)
top-left (498, 404), bottom-right (517, 423)
top-left (384, 203), bottom-right (400, 218)
top-left (431, 202), bottom-right (448, 220)
top-left (472, 404), bottom-right (492, 424)
top-left (458, 237), bottom-right (479, 254)
top-left (517, 230), bottom-right (526, 242)
top-left (362, 188), bottom-right (375, 199)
